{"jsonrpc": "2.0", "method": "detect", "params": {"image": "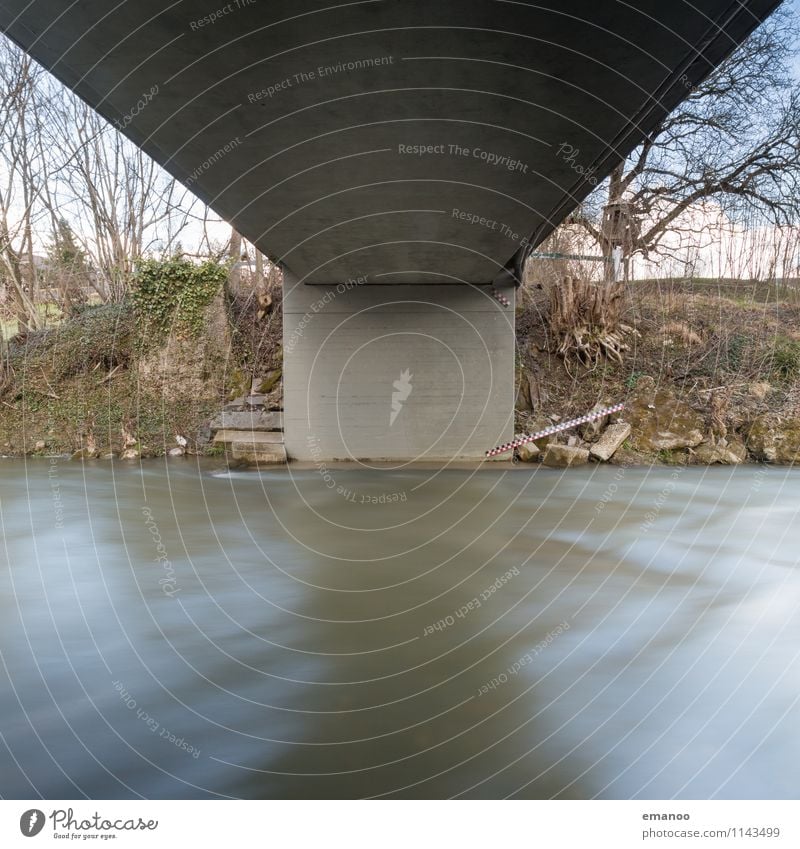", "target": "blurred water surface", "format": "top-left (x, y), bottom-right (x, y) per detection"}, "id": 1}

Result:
top-left (0, 459), bottom-right (798, 799)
